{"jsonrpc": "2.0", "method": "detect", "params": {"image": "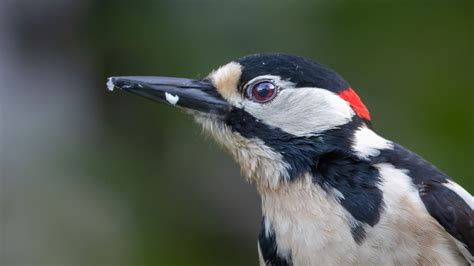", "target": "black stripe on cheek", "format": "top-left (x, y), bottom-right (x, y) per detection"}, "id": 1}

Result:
top-left (225, 108), bottom-right (325, 180)
top-left (225, 109), bottom-right (368, 183)
top-left (259, 217), bottom-right (292, 266)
